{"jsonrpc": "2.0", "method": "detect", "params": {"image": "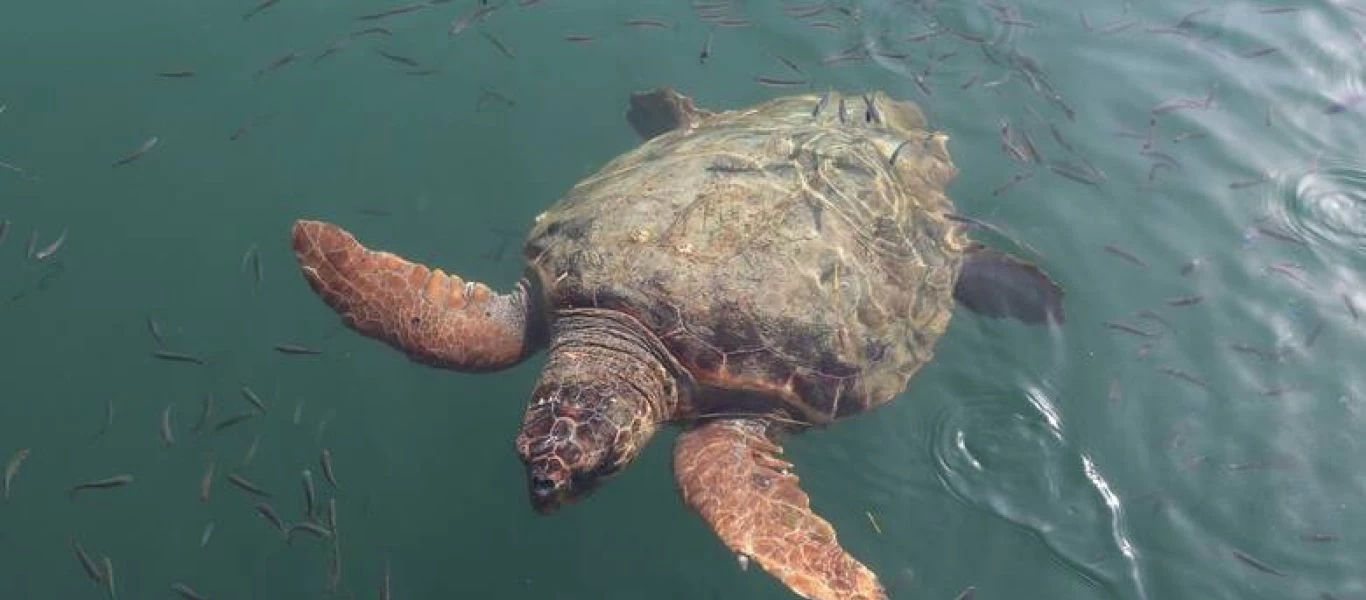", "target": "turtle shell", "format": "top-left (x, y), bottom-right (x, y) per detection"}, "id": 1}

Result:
top-left (523, 91), bottom-right (970, 426)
